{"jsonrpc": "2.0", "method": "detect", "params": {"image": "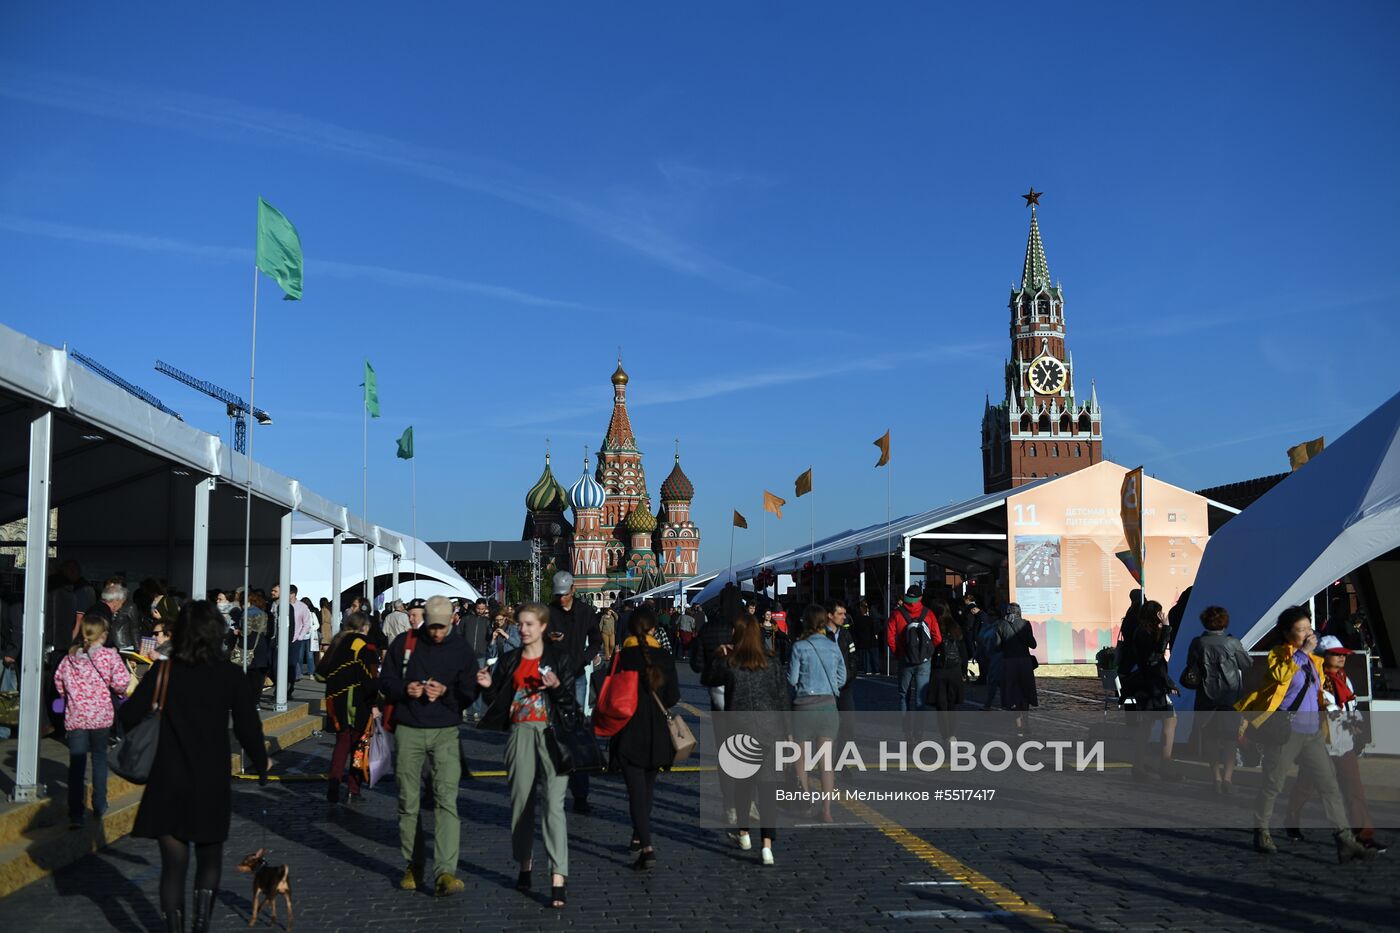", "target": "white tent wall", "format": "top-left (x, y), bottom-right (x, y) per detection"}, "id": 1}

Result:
top-left (1180, 389), bottom-right (1400, 675)
top-left (291, 517), bottom-right (480, 605)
